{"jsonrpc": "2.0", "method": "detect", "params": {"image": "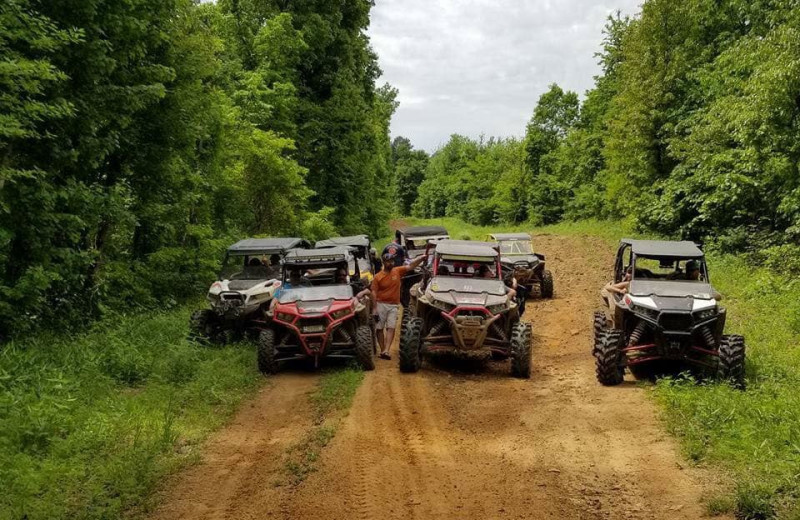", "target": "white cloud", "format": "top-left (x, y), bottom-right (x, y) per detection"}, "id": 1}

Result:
top-left (367, 0), bottom-right (641, 152)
